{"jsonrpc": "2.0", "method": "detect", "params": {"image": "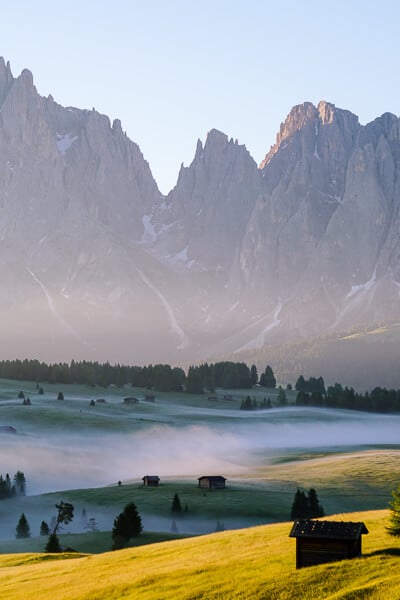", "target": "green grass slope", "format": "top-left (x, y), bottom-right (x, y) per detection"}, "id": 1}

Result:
top-left (0, 510), bottom-right (398, 600)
